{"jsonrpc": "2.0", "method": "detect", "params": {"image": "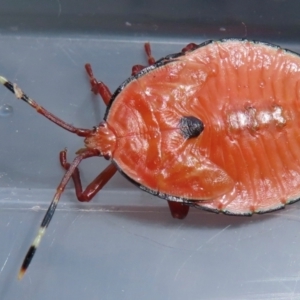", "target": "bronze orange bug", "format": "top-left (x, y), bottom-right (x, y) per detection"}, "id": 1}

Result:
top-left (2, 38), bottom-right (300, 279)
